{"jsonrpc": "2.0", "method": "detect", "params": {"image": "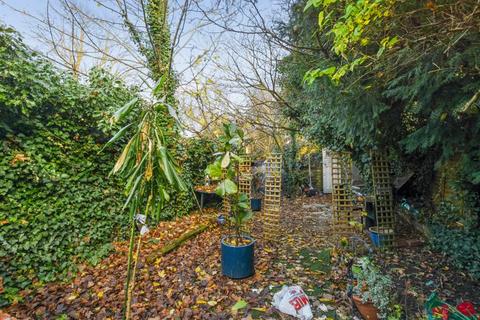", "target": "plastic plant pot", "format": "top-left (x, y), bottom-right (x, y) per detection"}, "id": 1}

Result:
top-left (368, 226), bottom-right (394, 247)
top-left (250, 198), bottom-right (262, 211)
top-left (221, 235), bottom-right (255, 279)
